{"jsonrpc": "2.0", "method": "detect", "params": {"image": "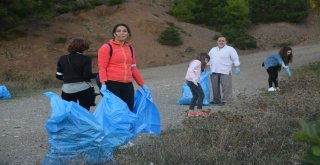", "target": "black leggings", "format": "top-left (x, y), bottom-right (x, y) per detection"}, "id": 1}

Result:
top-left (61, 87), bottom-right (95, 111)
top-left (107, 80), bottom-right (134, 111)
top-left (186, 81), bottom-right (204, 110)
top-left (266, 66), bottom-right (280, 88)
